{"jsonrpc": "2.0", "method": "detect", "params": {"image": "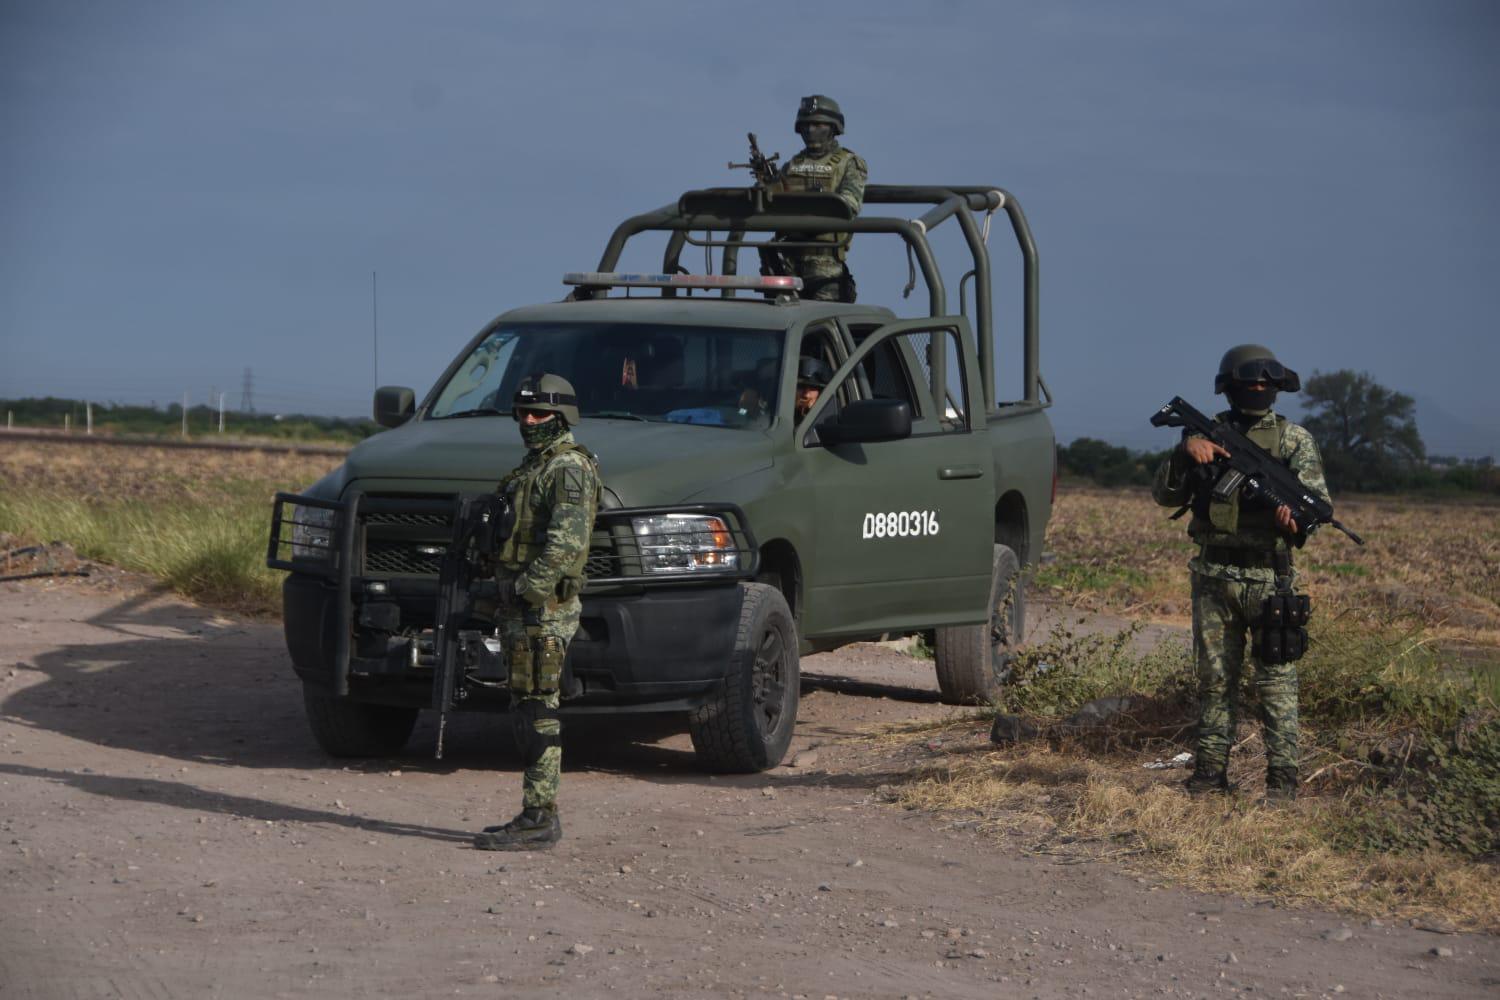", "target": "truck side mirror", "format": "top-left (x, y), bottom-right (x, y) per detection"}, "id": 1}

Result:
top-left (373, 386), bottom-right (415, 428)
top-left (816, 398), bottom-right (912, 446)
